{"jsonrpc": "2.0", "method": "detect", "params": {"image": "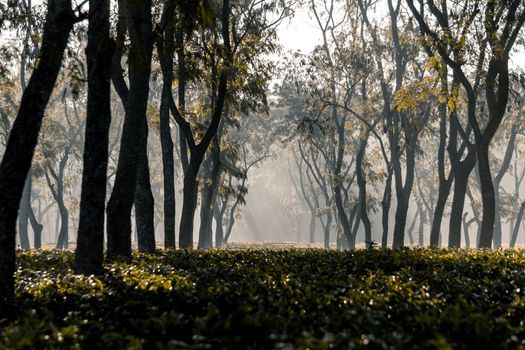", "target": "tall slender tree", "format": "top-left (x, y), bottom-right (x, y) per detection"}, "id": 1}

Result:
top-left (156, 0), bottom-right (176, 248)
top-left (0, 0), bottom-right (76, 305)
top-left (106, 0), bottom-right (153, 259)
top-left (407, 0), bottom-right (525, 248)
top-left (75, 0), bottom-right (114, 274)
